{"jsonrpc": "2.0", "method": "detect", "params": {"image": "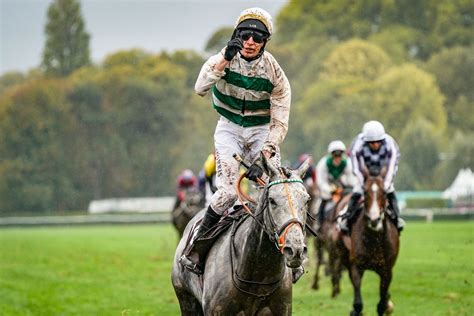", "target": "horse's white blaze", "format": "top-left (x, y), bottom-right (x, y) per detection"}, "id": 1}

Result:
top-left (369, 183), bottom-right (381, 222)
top-left (371, 183), bottom-right (378, 193)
